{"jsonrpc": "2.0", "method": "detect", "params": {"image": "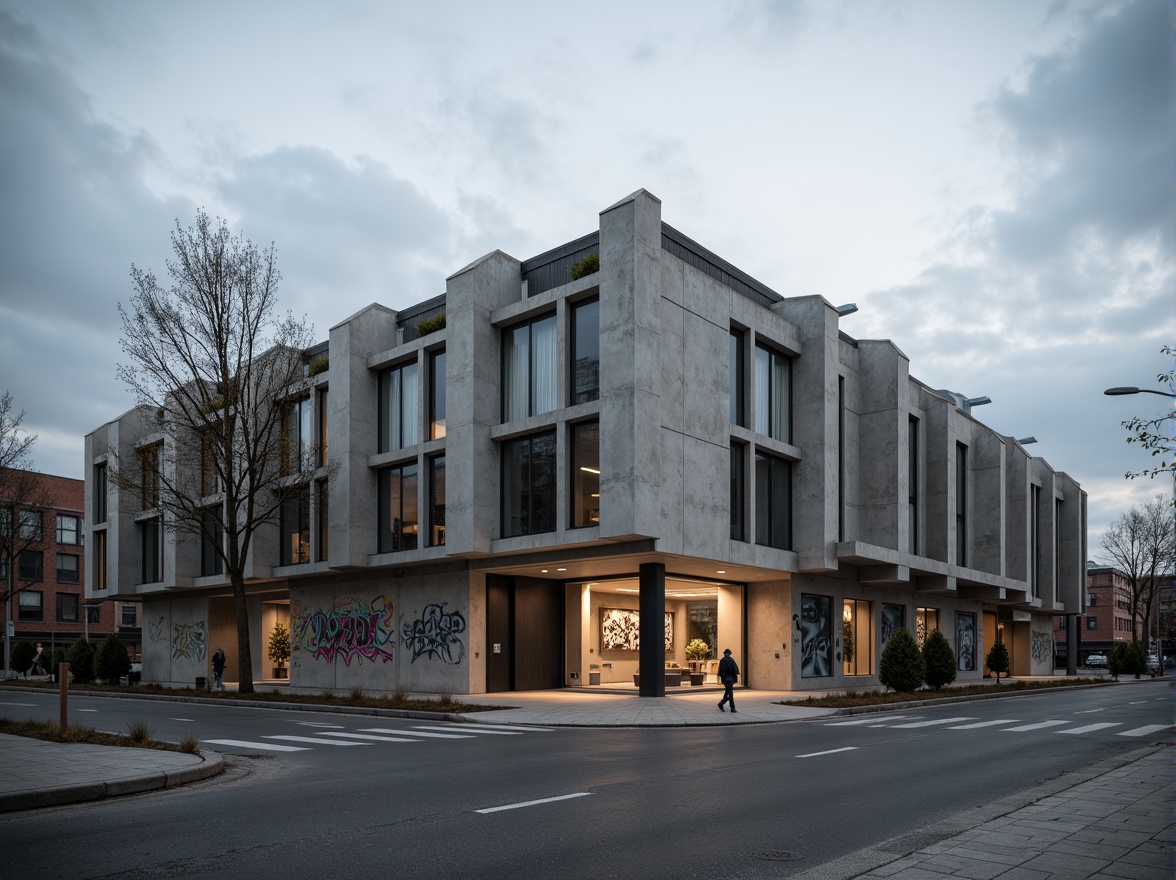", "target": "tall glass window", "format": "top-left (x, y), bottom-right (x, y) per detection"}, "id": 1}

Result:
top-left (140, 443), bottom-right (162, 509)
top-left (17, 591), bottom-right (42, 620)
top-left (430, 350), bottom-right (447, 440)
top-left (19, 550), bottom-right (42, 581)
top-left (571, 421), bottom-right (600, 527)
top-left (730, 330), bottom-right (745, 426)
top-left (201, 430), bottom-right (221, 496)
top-left (201, 506), bottom-right (223, 577)
top-left (571, 298), bottom-right (599, 405)
top-left (956, 442), bottom-right (968, 567)
top-left (57, 593), bottom-right (79, 623)
top-left (280, 486), bottom-right (310, 565)
top-left (316, 480), bottom-right (329, 562)
top-left (502, 431), bottom-right (556, 537)
top-left (282, 396), bottom-right (313, 475)
top-left (378, 464), bottom-right (418, 552)
top-left (93, 530), bottom-right (107, 590)
top-left (378, 362), bottom-right (419, 452)
top-left (1030, 484), bottom-right (1041, 597)
top-left (141, 517), bottom-right (162, 583)
top-left (502, 314), bottom-right (557, 421)
top-left (56, 553), bottom-right (80, 583)
top-left (754, 343), bottom-right (790, 441)
top-left (730, 442), bottom-right (746, 541)
top-left (754, 451), bottom-right (790, 550)
top-left (429, 455), bottom-right (446, 546)
top-left (18, 510), bottom-right (42, 540)
top-left (916, 607), bottom-right (939, 647)
top-left (93, 464), bottom-right (107, 523)
top-left (842, 598), bottom-right (873, 675)
top-left (908, 416), bottom-right (919, 555)
top-left (316, 388), bottom-right (329, 467)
